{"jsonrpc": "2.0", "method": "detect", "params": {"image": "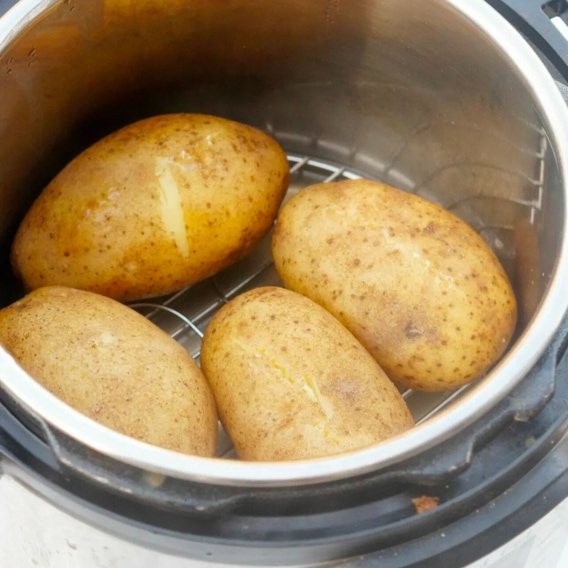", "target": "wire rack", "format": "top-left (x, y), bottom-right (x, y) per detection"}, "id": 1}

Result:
top-left (131, 150), bottom-right (546, 459)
